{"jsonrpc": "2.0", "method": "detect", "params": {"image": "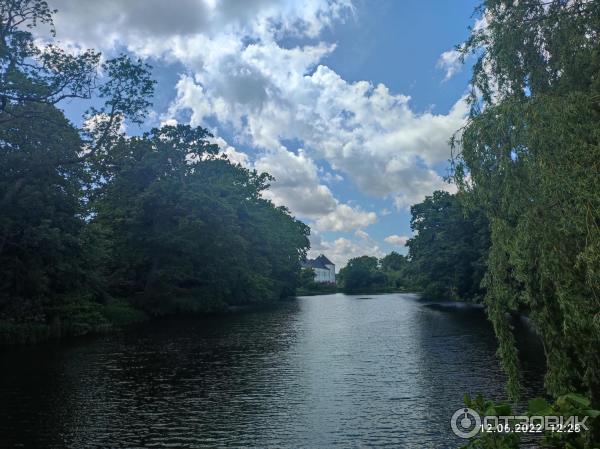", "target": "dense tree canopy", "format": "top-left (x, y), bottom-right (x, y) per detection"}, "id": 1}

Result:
top-left (407, 191), bottom-right (489, 301)
top-left (338, 256), bottom-right (388, 293)
top-left (380, 251), bottom-right (412, 290)
top-left (0, 0), bottom-right (310, 338)
top-left (0, 104), bottom-right (88, 322)
top-left (453, 0), bottom-right (600, 441)
top-left (337, 191), bottom-right (489, 299)
top-left (94, 124), bottom-right (309, 313)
